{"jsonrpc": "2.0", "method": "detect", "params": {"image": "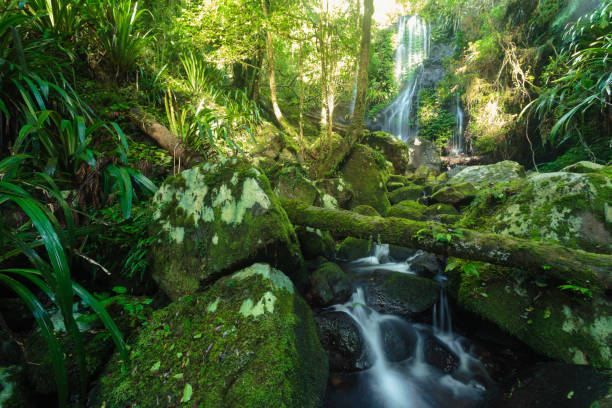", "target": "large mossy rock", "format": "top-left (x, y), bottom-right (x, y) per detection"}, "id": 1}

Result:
top-left (447, 261), bottom-right (612, 369)
top-left (461, 169), bottom-right (612, 253)
top-left (388, 184), bottom-right (425, 204)
top-left (341, 144), bottom-right (391, 215)
top-left (387, 200), bottom-right (426, 220)
top-left (149, 158), bottom-right (305, 300)
top-left (336, 237), bottom-right (371, 261)
top-left (95, 264), bottom-right (328, 408)
top-left (448, 160), bottom-right (525, 189)
top-left (363, 131), bottom-right (411, 175)
top-left (406, 137), bottom-right (441, 172)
